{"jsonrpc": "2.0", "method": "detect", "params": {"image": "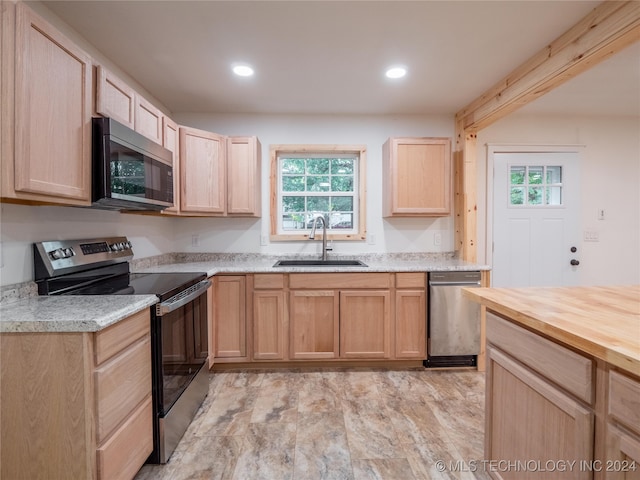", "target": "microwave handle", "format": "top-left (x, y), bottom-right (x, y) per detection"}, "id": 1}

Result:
top-left (156, 279), bottom-right (211, 316)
